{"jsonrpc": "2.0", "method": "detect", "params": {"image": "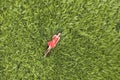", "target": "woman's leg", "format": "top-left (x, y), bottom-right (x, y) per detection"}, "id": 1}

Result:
top-left (44, 46), bottom-right (51, 57)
